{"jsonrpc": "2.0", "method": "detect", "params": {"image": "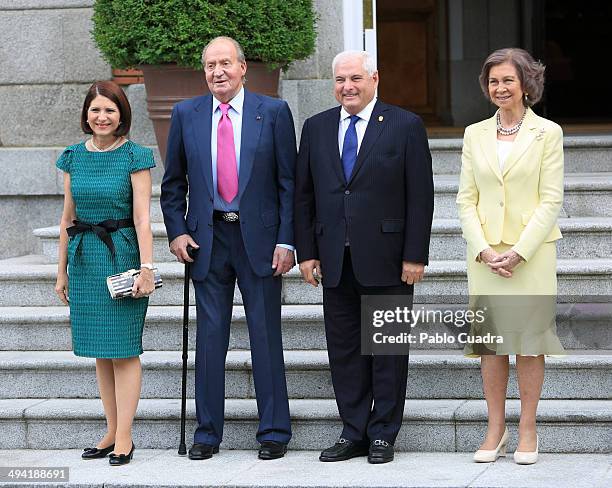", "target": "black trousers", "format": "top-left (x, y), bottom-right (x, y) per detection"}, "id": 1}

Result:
top-left (323, 248), bottom-right (412, 445)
